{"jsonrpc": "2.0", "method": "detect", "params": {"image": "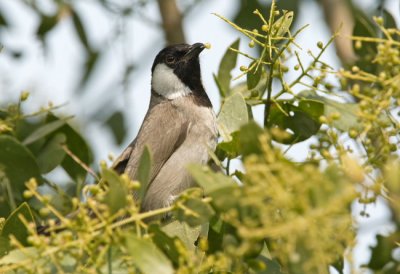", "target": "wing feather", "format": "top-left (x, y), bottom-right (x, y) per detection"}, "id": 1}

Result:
top-left (112, 102), bottom-right (189, 186)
